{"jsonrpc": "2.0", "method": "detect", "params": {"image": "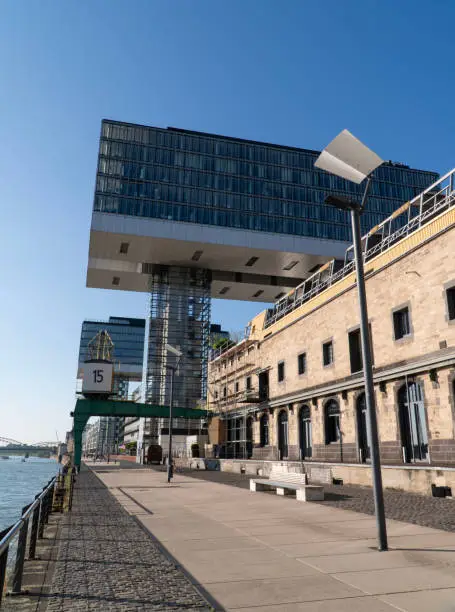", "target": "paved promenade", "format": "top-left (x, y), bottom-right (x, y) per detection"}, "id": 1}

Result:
top-left (168, 467), bottom-right (455, 533)
top-left (44, 467), bottom-right (213, 611)
top-left (94, 465), bottom-right (455, 611)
